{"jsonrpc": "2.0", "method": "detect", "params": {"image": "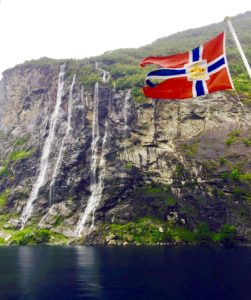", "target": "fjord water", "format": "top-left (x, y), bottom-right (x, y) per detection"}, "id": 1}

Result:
top-left (0, 246), bottom-right (250, 300)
